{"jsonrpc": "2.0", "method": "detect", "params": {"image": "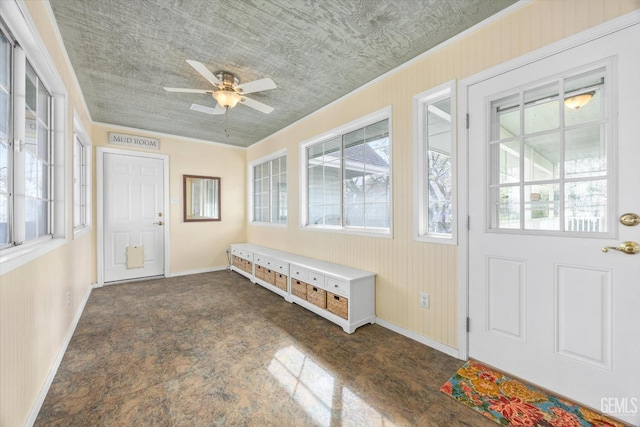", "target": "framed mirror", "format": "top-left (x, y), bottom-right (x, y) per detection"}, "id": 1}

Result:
top-left (183, 175), bottom-right (221, 221)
